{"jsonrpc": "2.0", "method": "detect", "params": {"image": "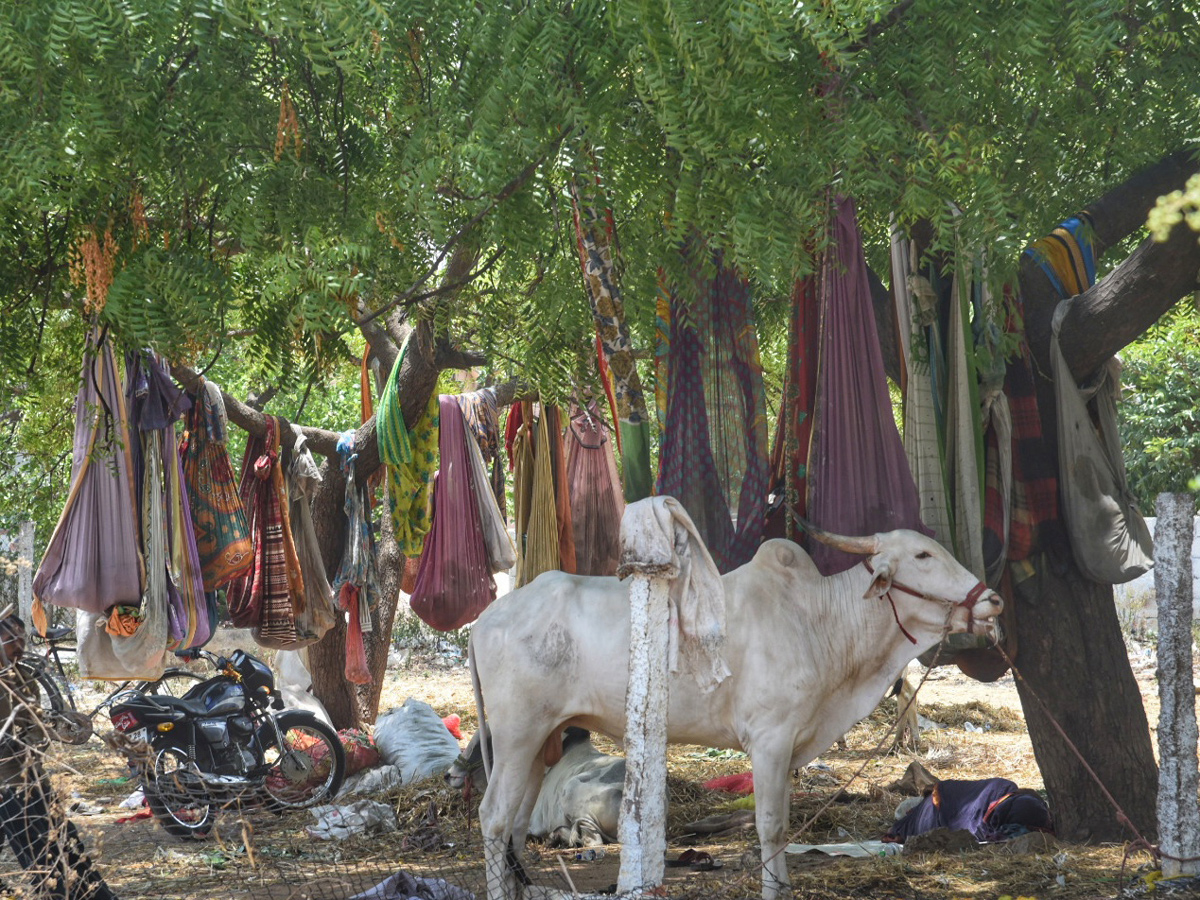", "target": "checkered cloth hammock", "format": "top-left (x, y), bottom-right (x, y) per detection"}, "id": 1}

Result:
top-left (656, 248), bottom-right (769, 573)
top-left (806, 197), bottom-right (927, 575)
